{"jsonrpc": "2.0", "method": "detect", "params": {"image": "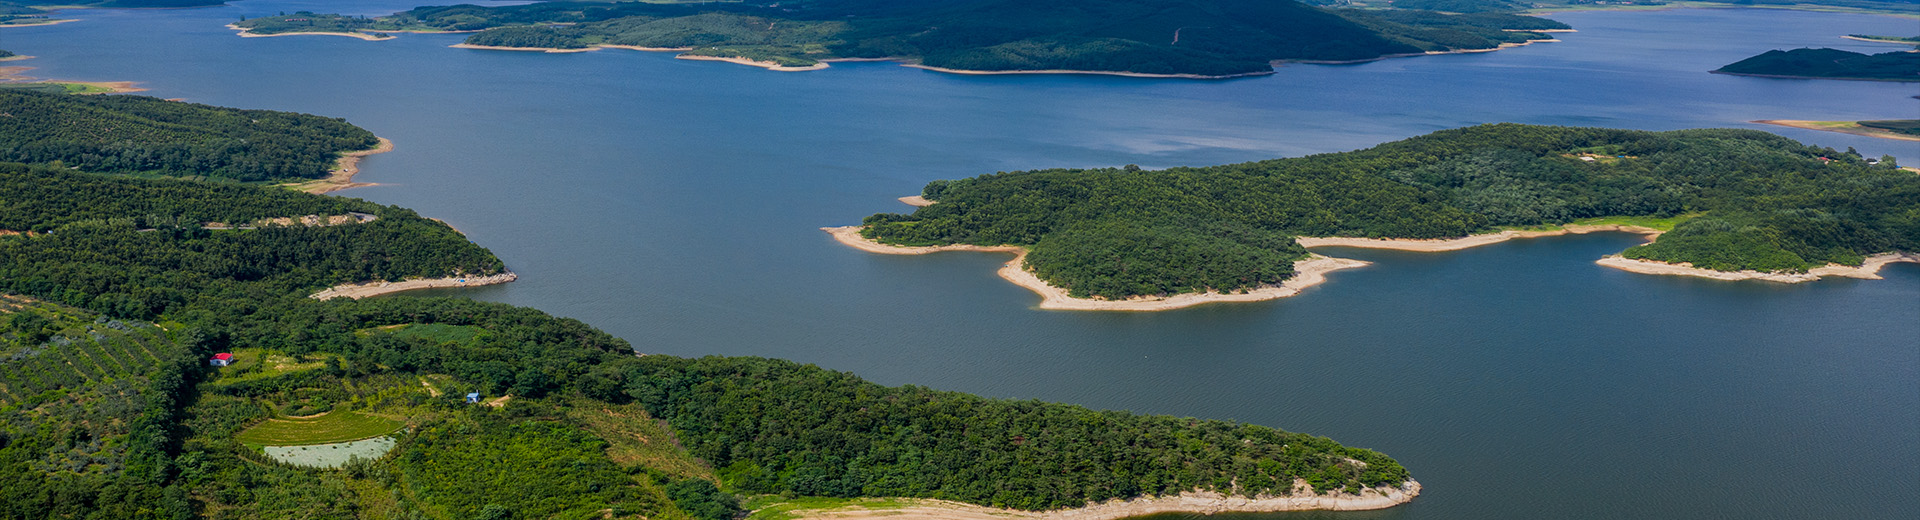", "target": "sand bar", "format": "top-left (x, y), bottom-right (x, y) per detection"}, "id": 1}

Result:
top-left (310, 271), bottom-right (517, 300)
top-left (902, 64), bottom-right (1271, 79)
top-left (1298, 224), bottom-right (1660, 252)
top-left (1282, 38), bottom-right (1557, 65)
top-left (451, 43), bottom-right (595, 53)
top-left (228, 24), bottom-right (393, 41)
top-left (0, 18), bottom-right (78, 28)
top-left (281, 138), bottom-right (394, 194)
top-left (898, 195), bottom-right (934, 207)
top-left (676, 54), bottom-right (827, 71)
top-left (822, 226), bottom-right (1367, 311)
top-left (1598, 252), bottom-right (1920, 283)
top-left (776, 482), bottom-right (1419, 520)
top-left (1753, 119), bottom-right (1920, 142)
